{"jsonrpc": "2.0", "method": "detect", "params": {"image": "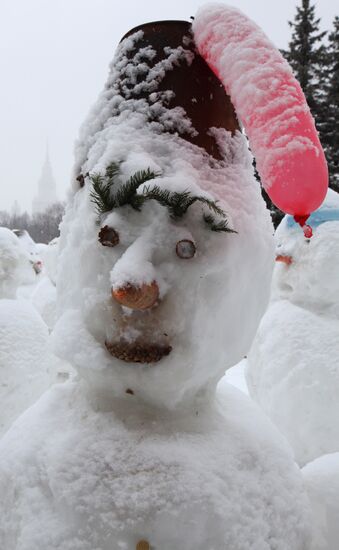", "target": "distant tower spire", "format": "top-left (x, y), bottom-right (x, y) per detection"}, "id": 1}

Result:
top-left (32, 143), bottom-right (58, 215)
